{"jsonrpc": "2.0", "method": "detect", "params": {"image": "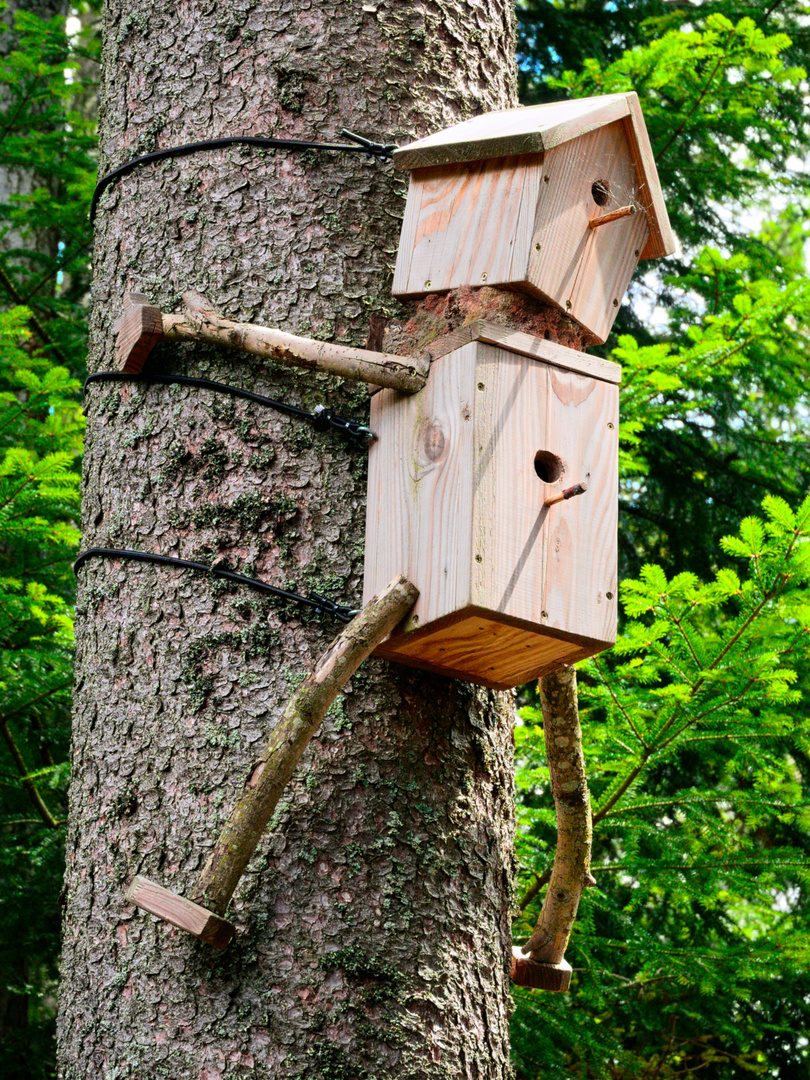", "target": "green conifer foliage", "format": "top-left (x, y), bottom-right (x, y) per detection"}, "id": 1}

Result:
top-left (0, 7), bottom-right (93, 1076)
top-left (513, 496), bottom-right (810, 1078)
top-left (514, 4), bottom-right (810, 1077)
